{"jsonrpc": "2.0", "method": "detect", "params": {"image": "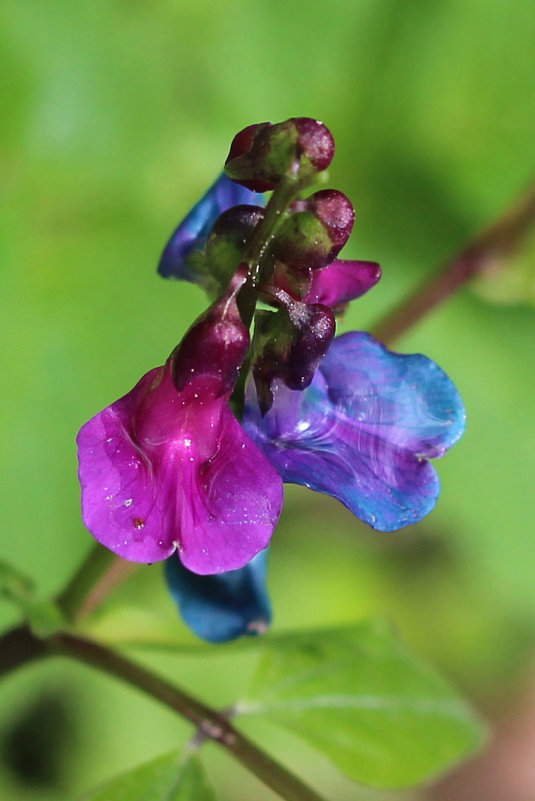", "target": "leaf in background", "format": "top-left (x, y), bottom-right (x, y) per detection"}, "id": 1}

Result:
top-left (0, 559), bottom-right (65, 636)
top-left (237, 621), bottom-right (485, 789)
top-left (0, 559), bottom-right (35, 606)
top-left (80, 750), bottom-right (217, 801)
